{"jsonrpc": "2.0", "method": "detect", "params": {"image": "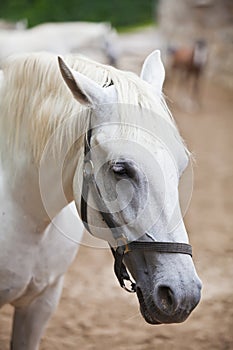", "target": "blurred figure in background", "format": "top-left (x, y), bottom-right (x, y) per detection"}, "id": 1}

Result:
top-left (0, 18), bottom-right (27, 30)
top-left (103, 27), bottom-right (119, 67)
top-left (167, 39), bottom-right (208, 108)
